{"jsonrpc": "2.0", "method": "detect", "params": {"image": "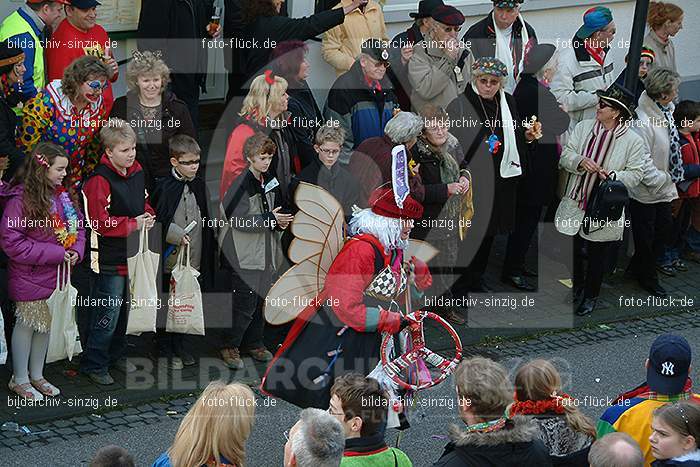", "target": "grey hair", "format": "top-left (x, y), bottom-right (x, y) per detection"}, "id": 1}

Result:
top-left (534, 50), bottom-right (559, 81)
top-left (644, 67), bottom-right (681, 100)
top-left (384, 112), bottom-right (424, 144)
top-left (292, 408), bottom-right (345, 467)
top-left (349, 209), bottom-right (410, 253)
top-left (588, 433), bottom-right (644, 467)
